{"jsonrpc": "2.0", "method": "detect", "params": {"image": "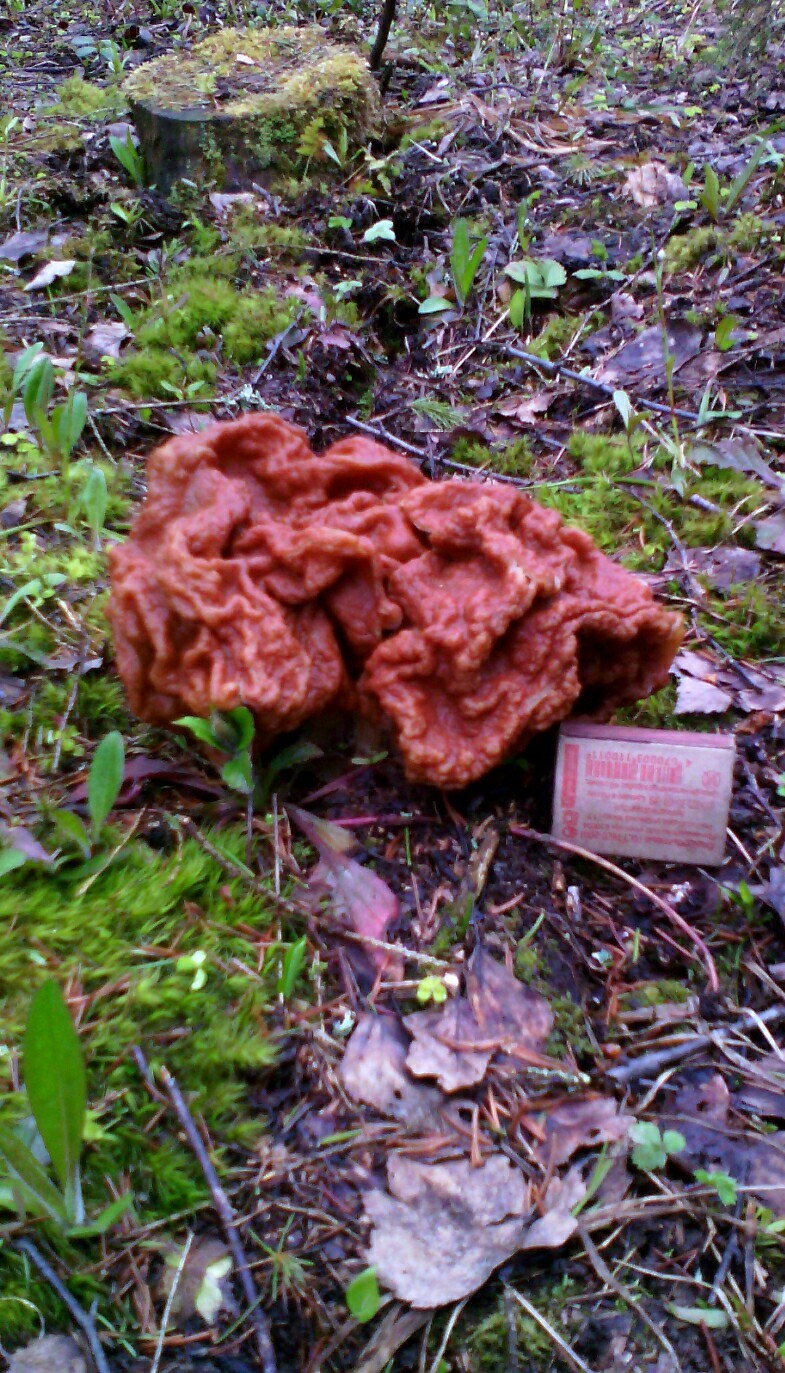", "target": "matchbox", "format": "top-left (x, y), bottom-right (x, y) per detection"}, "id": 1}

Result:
top-left (552, 723), bottom-right (736, 866)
